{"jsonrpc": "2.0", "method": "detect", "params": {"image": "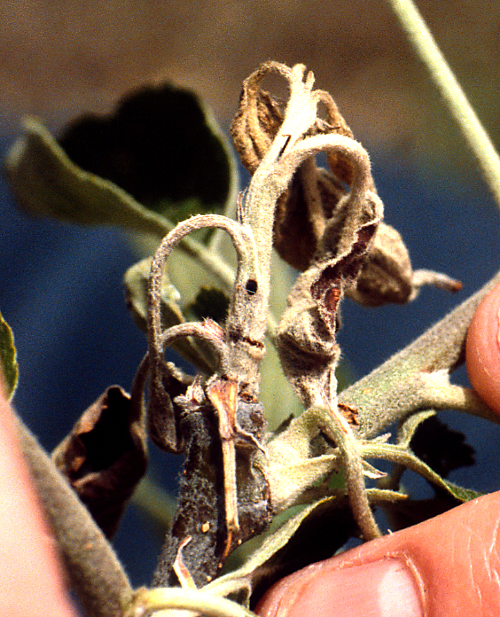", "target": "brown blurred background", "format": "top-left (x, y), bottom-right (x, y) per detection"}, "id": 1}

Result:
top-left (2, 1), bottom-right (500, 175)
